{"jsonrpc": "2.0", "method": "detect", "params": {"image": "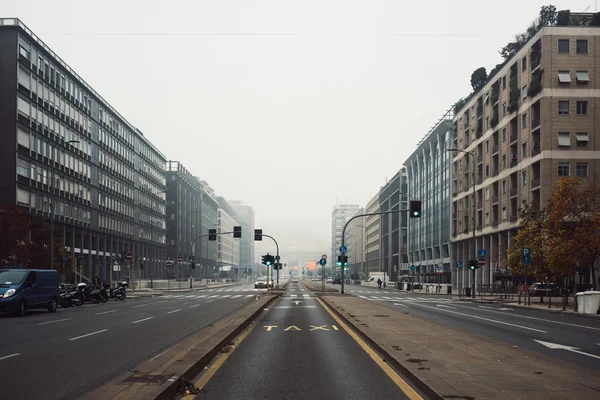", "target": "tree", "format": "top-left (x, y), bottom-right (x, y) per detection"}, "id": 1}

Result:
top-left (0, 205), bottom-right (30, 267)
top-left (539, 5), bottom-right (557, 26)
top-left (499, 41), bottom-right (521, 60)
top-left (556, 10), bottom-right (570, 26)
top-left (470, 67), bottom-right (487, 91)
top-left (28, 216), bottom-right (52, 268)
